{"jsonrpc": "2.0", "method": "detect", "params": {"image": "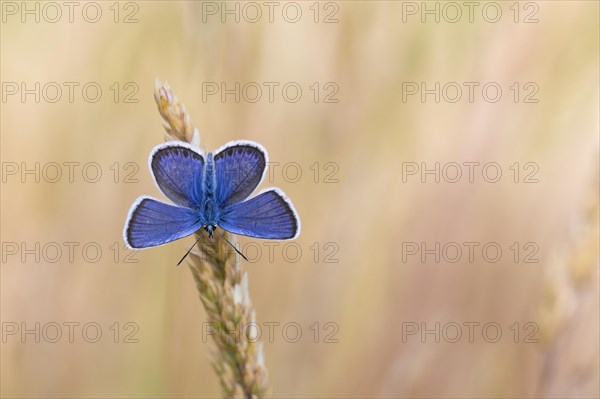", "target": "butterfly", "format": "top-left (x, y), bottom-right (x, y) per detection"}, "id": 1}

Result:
top-left (123, 140), bottom-right (300, 254)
